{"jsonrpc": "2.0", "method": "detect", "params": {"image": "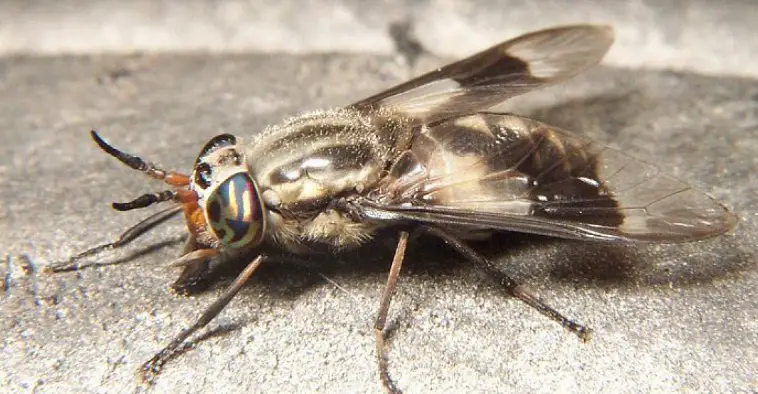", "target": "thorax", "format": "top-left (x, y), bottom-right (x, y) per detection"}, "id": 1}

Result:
top-left (242, 107), bottom-right (412, 251)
